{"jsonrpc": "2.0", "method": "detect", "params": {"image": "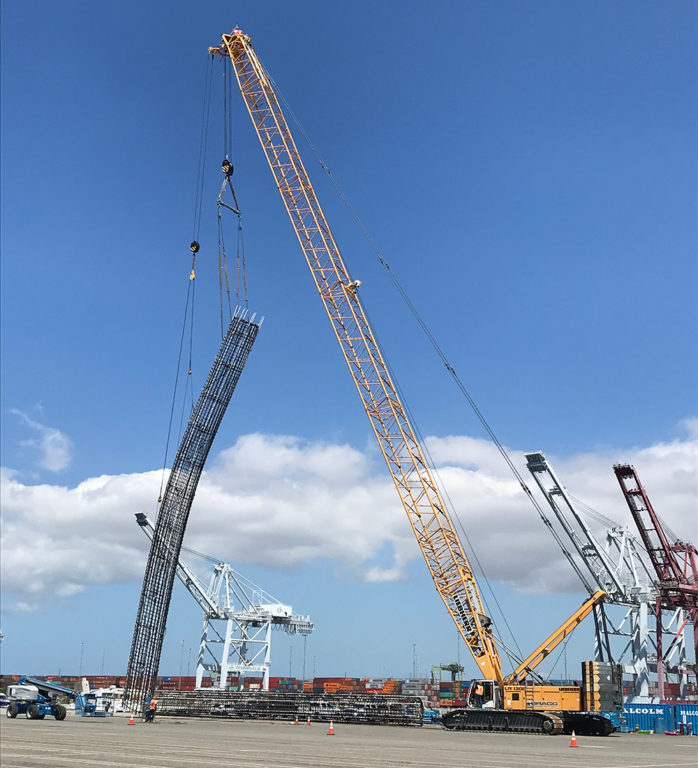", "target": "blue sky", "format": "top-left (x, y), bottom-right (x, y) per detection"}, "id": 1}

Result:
top-left (1, 1), bottom-right (696, 681)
